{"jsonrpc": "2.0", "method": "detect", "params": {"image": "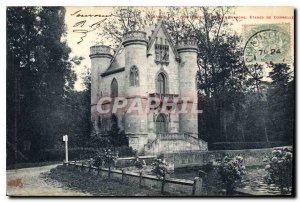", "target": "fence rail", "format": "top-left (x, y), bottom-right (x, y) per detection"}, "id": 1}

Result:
top-left (66, 161), bottom-right (202, 195)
